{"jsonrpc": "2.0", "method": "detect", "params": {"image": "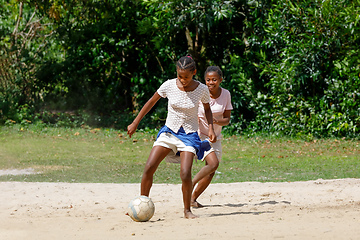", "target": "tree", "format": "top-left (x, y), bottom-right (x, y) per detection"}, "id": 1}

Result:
top-left (227, 0), bottom-right (360, 137)
top-left (138, 0), bottom-right (247, 76)
top-left (0, 0), bottom-right (57, 123)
